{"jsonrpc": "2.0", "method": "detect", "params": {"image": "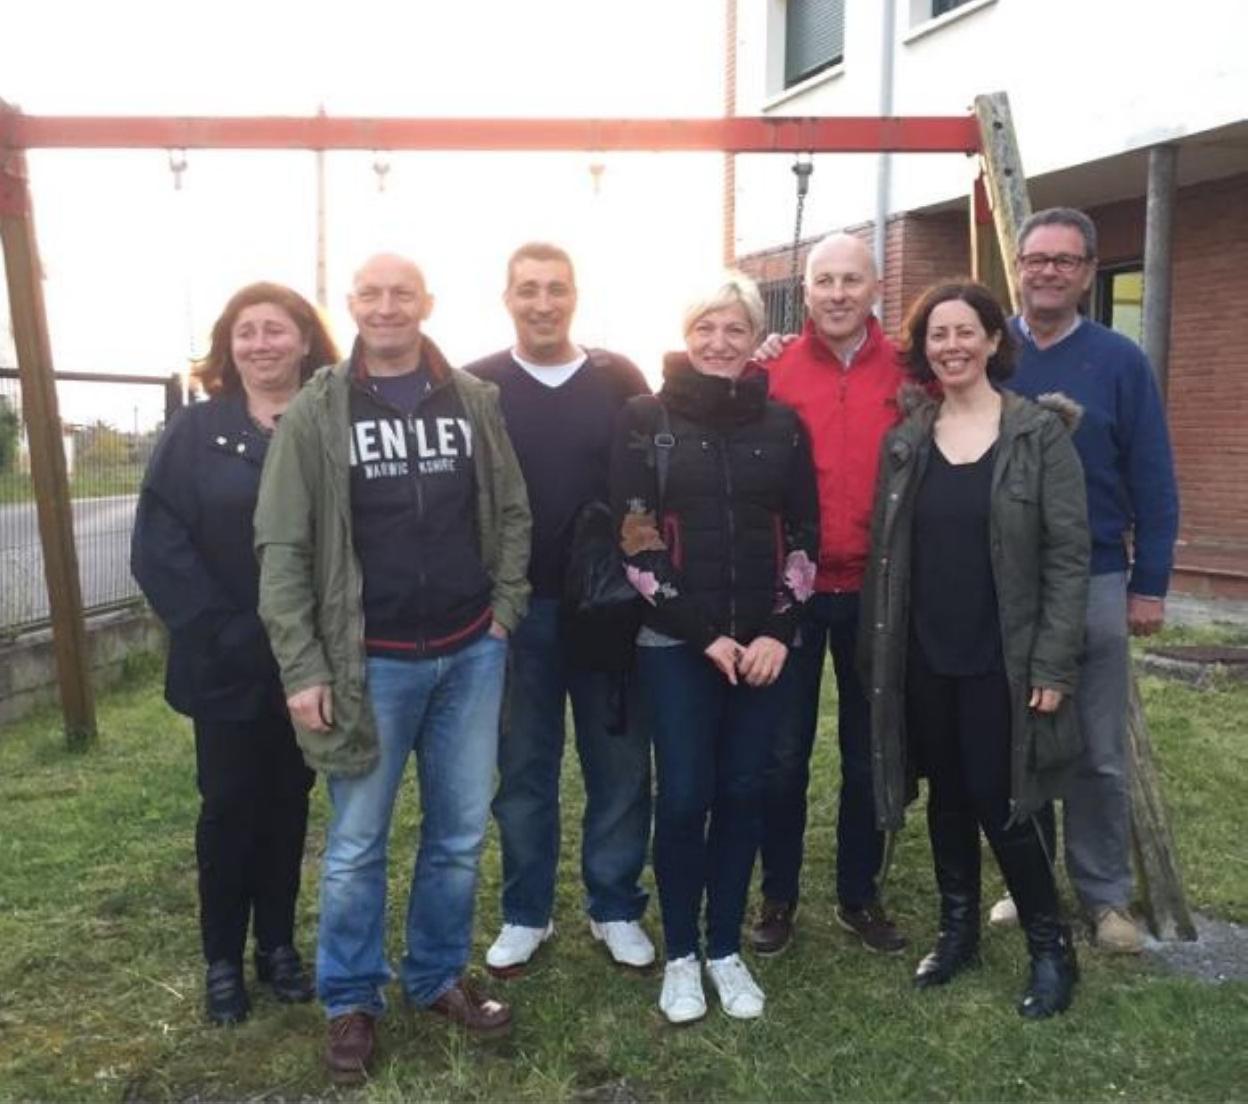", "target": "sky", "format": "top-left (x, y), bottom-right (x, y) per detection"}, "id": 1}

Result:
top-left (2, 0), bottom-right (729, 428)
